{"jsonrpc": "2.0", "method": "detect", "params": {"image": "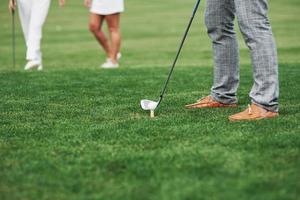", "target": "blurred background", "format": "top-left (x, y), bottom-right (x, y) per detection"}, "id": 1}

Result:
top-left (0, 0), bottom-right (299, 70)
